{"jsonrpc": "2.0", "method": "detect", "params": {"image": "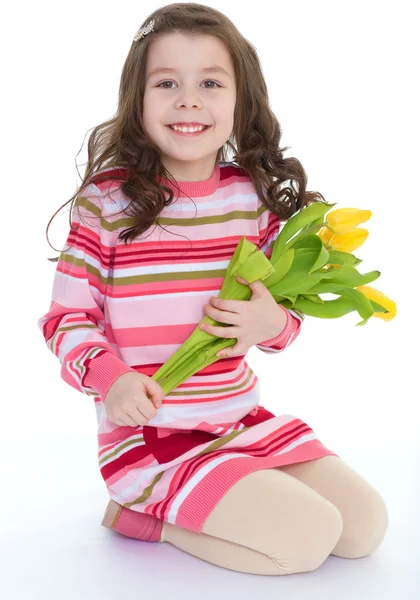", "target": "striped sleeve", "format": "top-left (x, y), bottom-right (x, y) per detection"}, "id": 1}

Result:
top-left (37, 186), bottom-right (136, 401)
top-left (255, 205), bottom-right (305, 354)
